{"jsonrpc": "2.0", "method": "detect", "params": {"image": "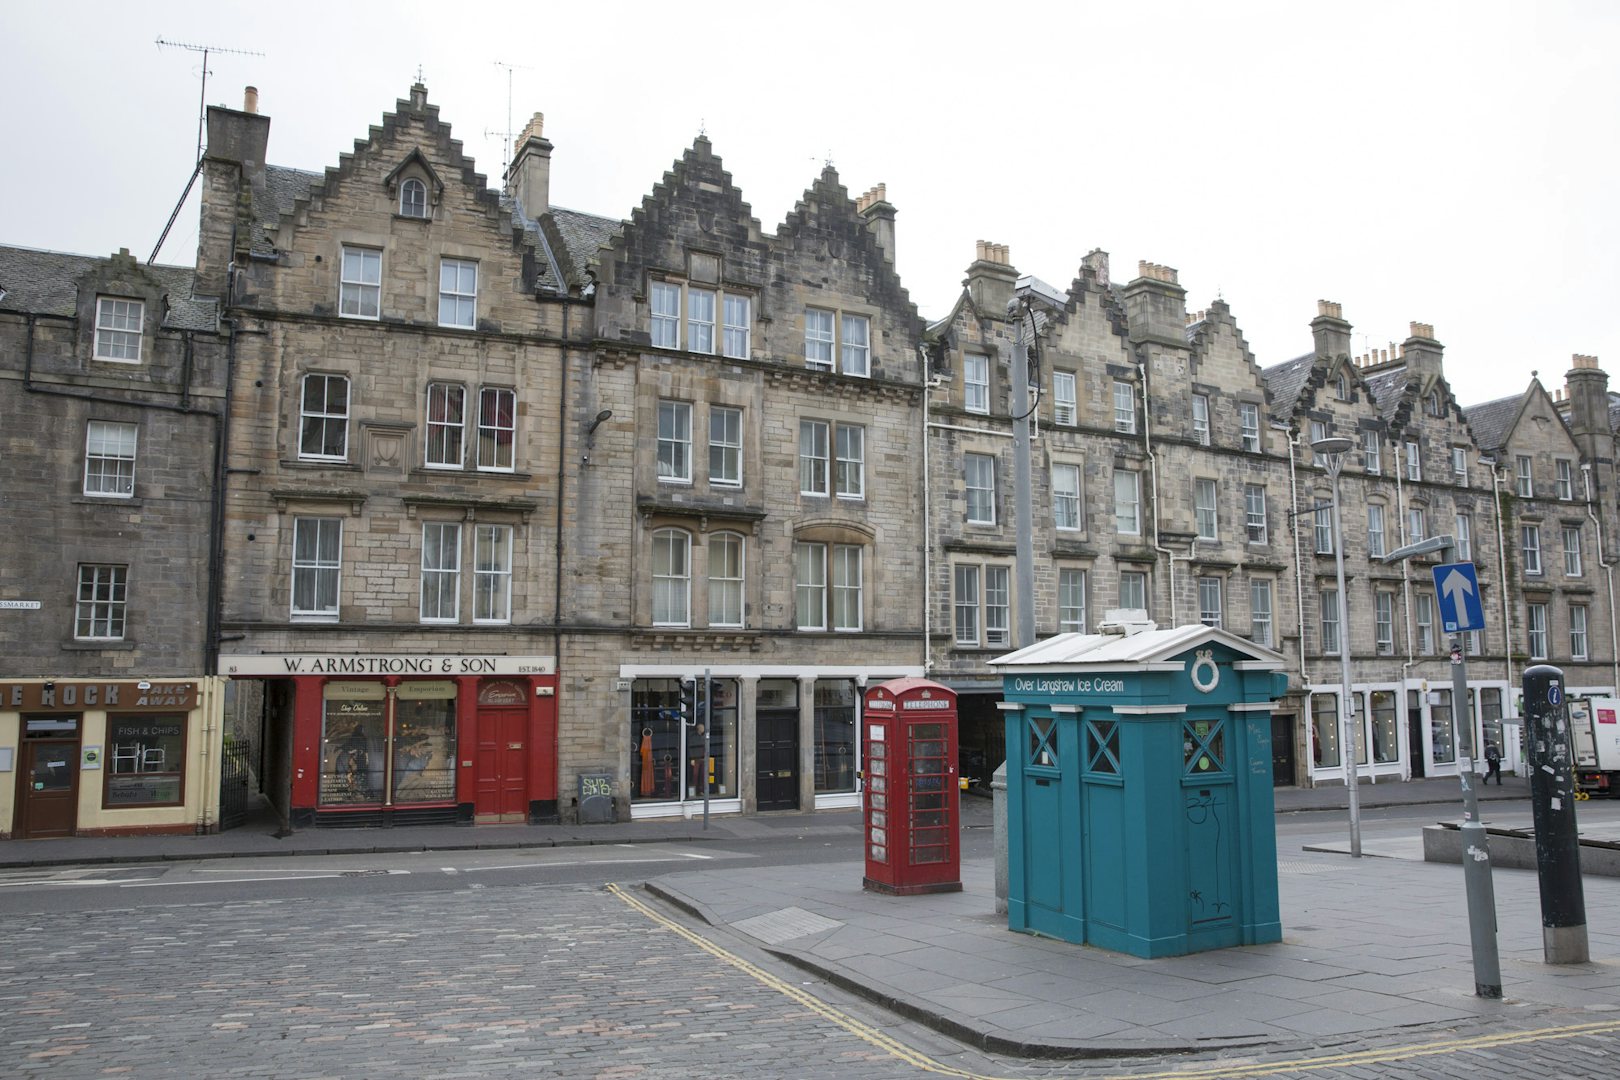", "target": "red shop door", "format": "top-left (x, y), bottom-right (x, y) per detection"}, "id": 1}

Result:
top-left (475, 707), bottom-right (528, 821)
